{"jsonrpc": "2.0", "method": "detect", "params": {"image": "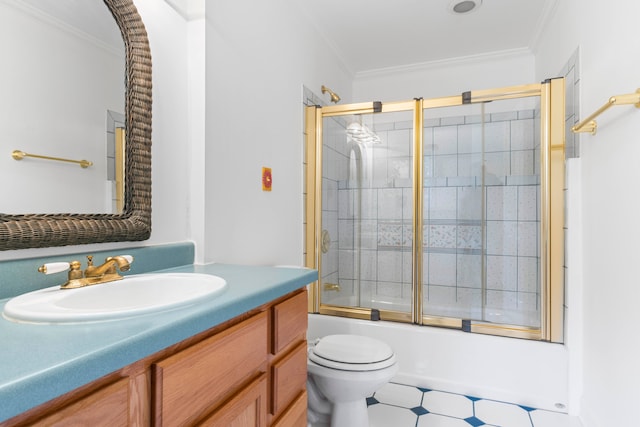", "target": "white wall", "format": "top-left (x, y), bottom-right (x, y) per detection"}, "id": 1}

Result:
top-left (0, 0), bottom-right (192, 261)
top-left (203, 0), bottom-right (352, 266)
top-left (187, 19), bottom-right (206, 263)
top-left (353, 49), bottom-right (536, 102)
top-left (0, 1), bottom-right (123, 214)
top-left (1, 0), bottom-right (351, 267)
top-left (536, 1), bottom-right (640, 425)
top-left (135, 0), bottom-right (192, 248)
